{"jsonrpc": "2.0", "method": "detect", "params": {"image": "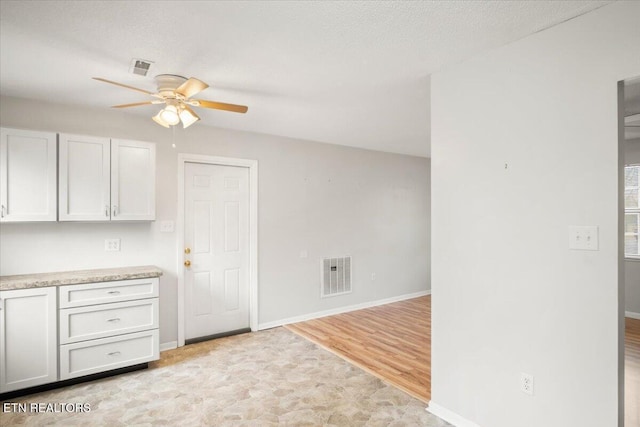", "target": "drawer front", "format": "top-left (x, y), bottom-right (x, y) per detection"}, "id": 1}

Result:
top-left (59, 278), bottom-right (159, 308)
top-left (59, 298), bottom-right (159, 344)
top-left (59, 330), bottom-right (159, 380)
